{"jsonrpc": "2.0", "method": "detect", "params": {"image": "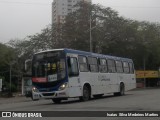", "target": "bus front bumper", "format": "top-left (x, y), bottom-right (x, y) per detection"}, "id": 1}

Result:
top-left (32, 90), bottom-right (68, 100)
